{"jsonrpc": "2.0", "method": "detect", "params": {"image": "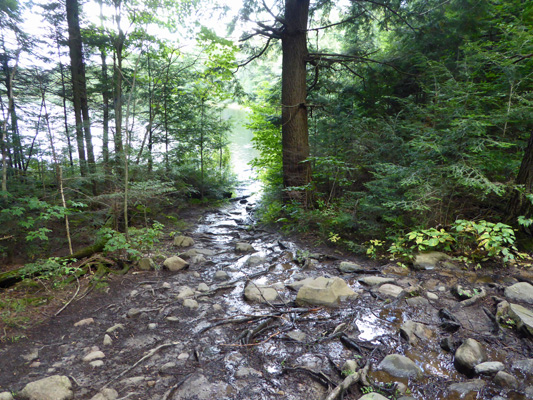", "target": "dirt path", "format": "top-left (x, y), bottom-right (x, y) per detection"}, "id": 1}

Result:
top-left (0, 184), bottom-right (532, 400)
